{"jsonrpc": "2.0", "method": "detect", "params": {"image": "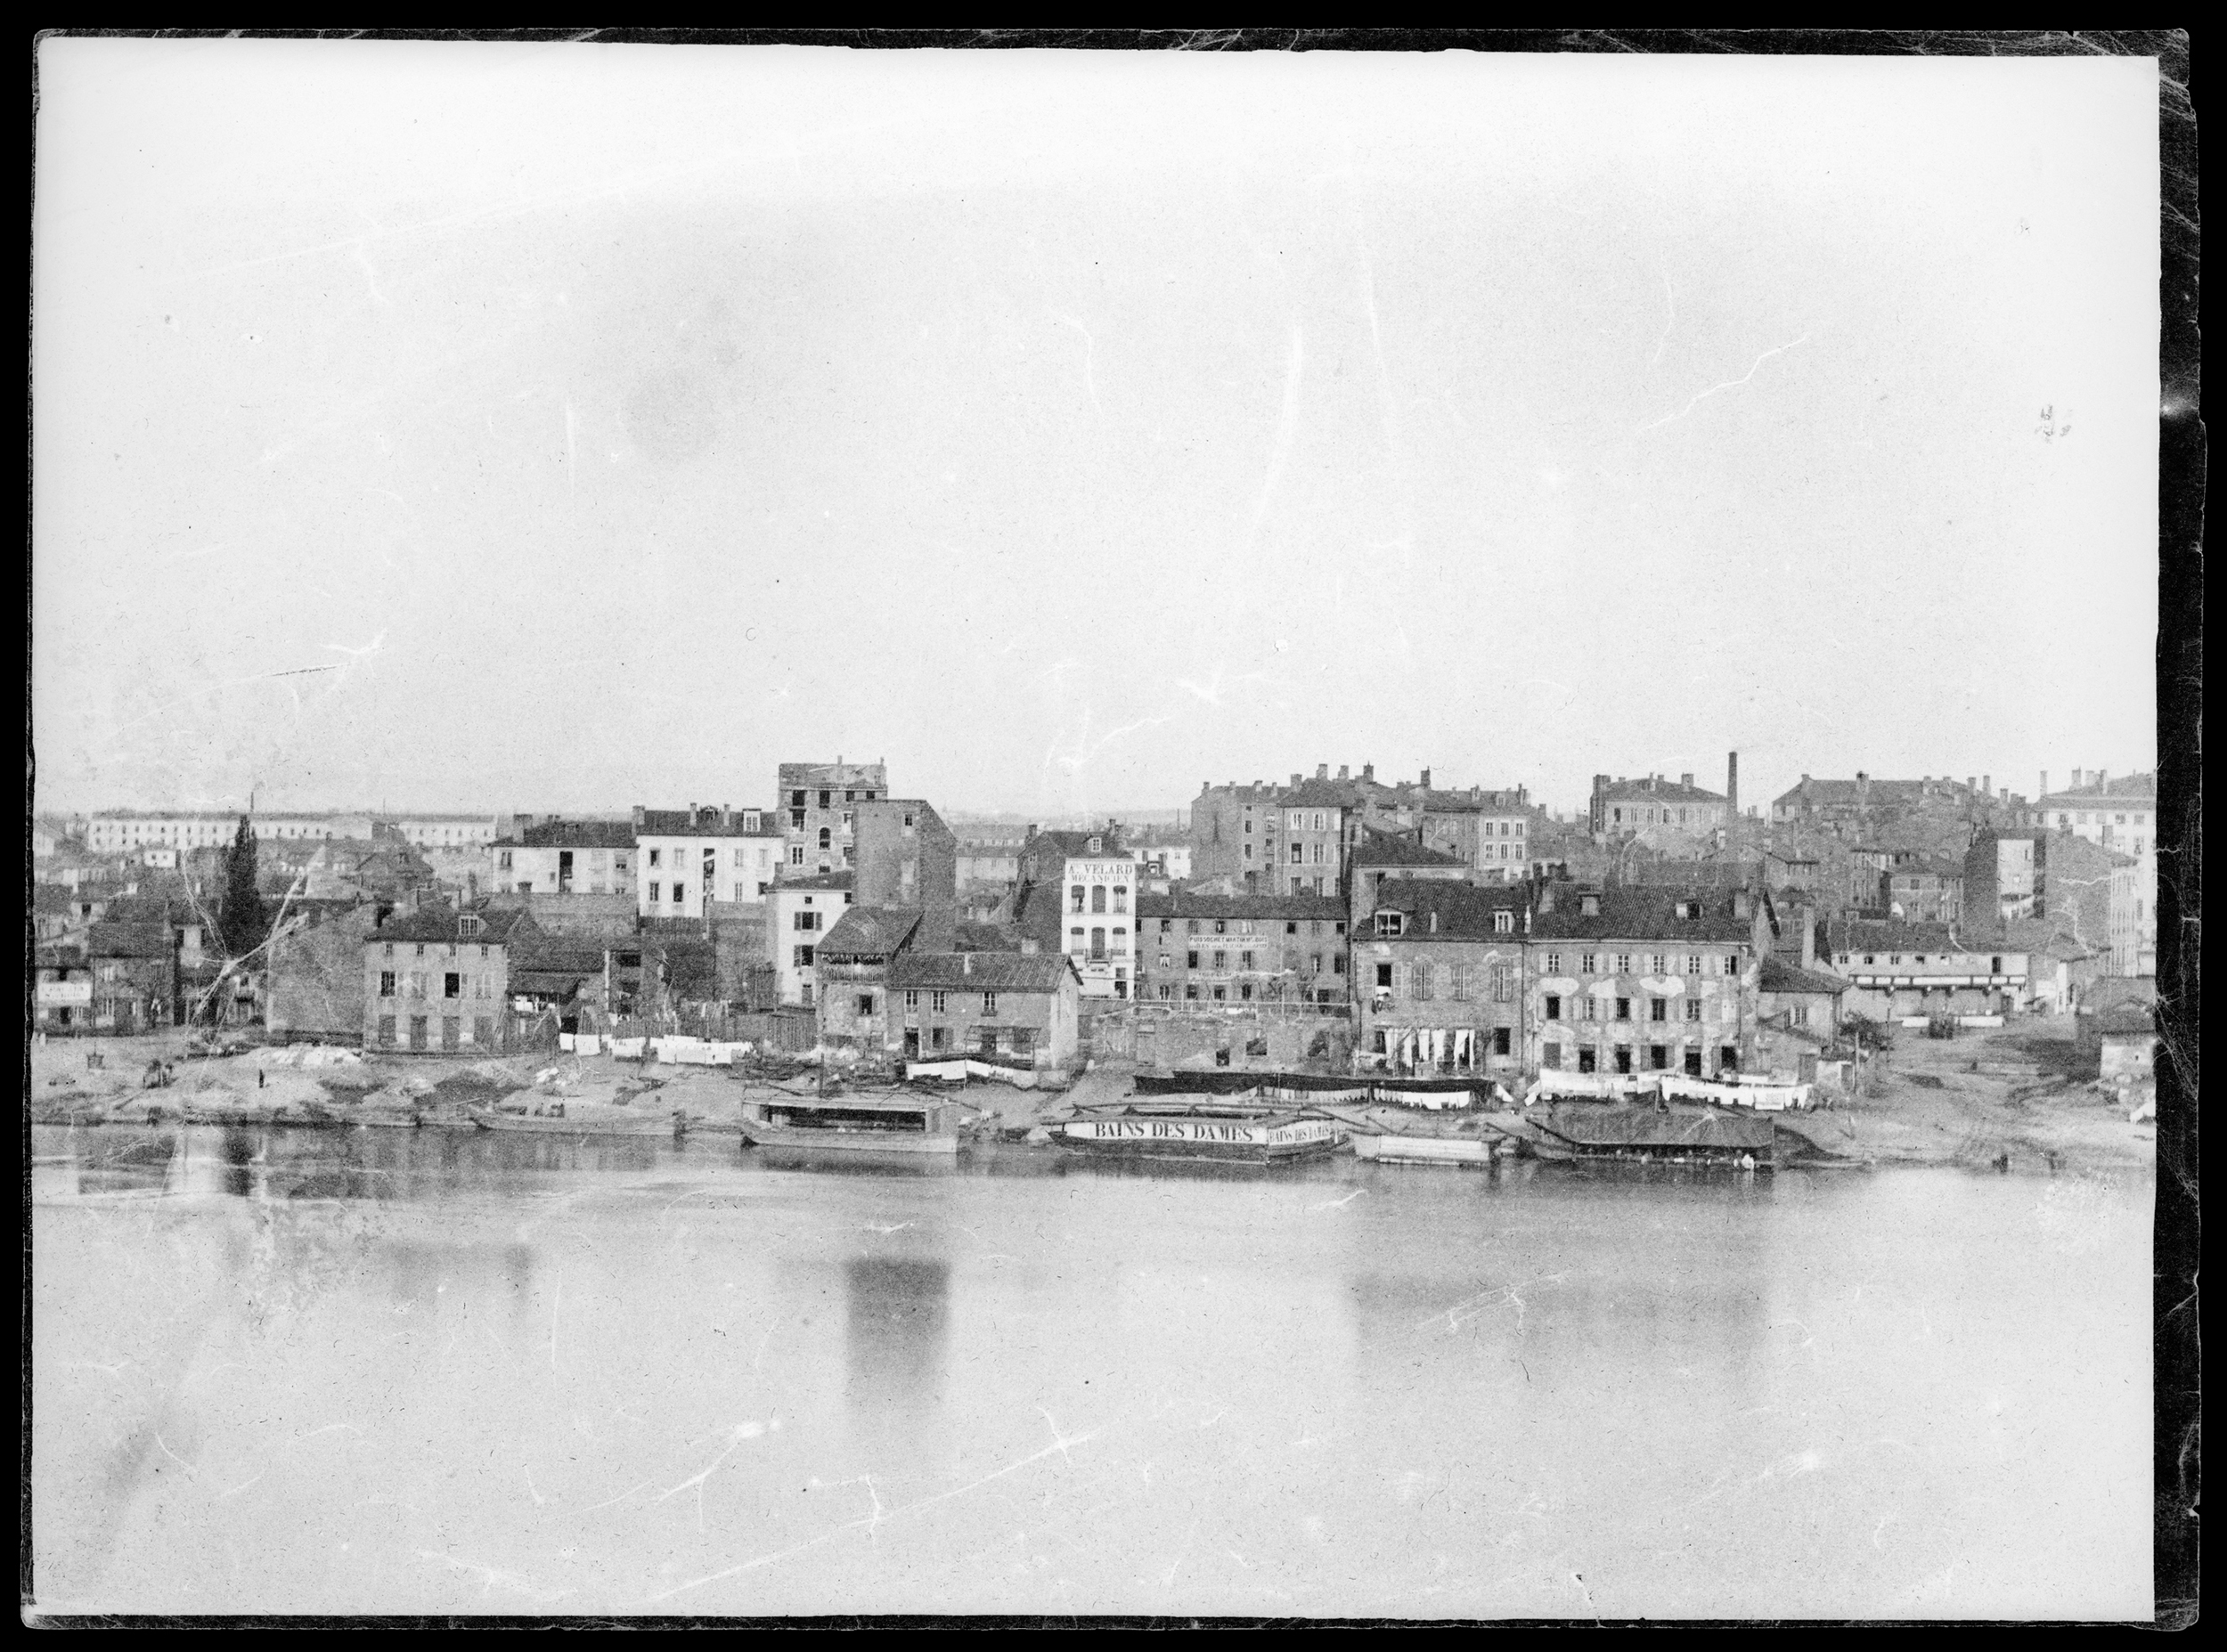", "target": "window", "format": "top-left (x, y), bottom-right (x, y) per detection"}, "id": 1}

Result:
top-left (445, 972), bottom-right (462, 999)
top-left (793, 945), bottom-right (814, 967)
top-left (1615, 954), bottom-right (1632, 974)
top-left (790, 846), bottom-right (804, 866)
top-left (1185, 984), bottom-right (1199, 1000)
top-left (649, 882), bottom-right (662, 904)
top-left (1685, 955), bottom-right (1701, 976)
top-left (1543, 1042), bottom-right (1562, 1069)
top-left (379, 971), bottom-right (396, 997)
top-left (856, 994), bottom-right (875, 1016)
top-left (818, 828), bottom-right (832, 850)
top-left (793, 910), bottom-right (818, 932)
top-left (1720, 1046), bottom-right (1740, 1071)
top-left (1412, 964), bottom-right (1432, 999)
top-left (1577, 1046), bottom-right (1596, 1073)
top-left (1685, 999), bottom-right (1701, 1022)
top-left (1615, 997), bottom-right (1631, 1021)
top-left (1289, 844), bottom-right (1303, 864)
top-left (1649, 954), bottom-right (1667, 974)
top-left (983, 992), bottom-right (997, 1013)
top-left (818, 790), bottom-right (832, 809)
top-left (1375, 963), bottom-right (1393, 989)
top-left (1211, 949), bottom-right (1227, 971)
top-left (1071, 884), bottom-right (1086, 914)
top-left (649, 849), bottom-right (662, 867)
top-left (1374, 912), bottom-right (1405, 938)
top-left (1187, 950), bottom-right (1200, 969)
top-left (1579, 953), bottom-right (1595, 974)
top-left (1648, 1045), bottom-right (1669, 1070)
top-left (1545, 994), bottom-right (1562, 1021)
top-left (1448, 964), bottom-right (1469, 1000)
top-left (1091, 886), bottom-right (1106, 915)
top-left (1239, 949), bottom-right (1254, 969)
top-left (474, 1016), bottom-right (494, 1048)
top-left (1213, 919), bottom-right (1227, 935)
top-left (1545, 953), bottom-right (1561, 973)
top-left (1494, 1028), bottom-right (1512, 1058)
top-left (1091, 929), bottom-right (1107, 962)
top-left (928, 1025), bottom-right (946, 1051)
top-left (1650, 997), bottom-right (1668, 1022)
top-left (903, 990), bottom-right (919, 1011)
top-left (1791, 1005), bottom-right (1811, 1028)
top-left (1990, 956), bottom-right (2003, 974)
top-left (1334, 955), bottom-right (1346, 974)
top-left (1614, 1046), bottom-right (1633, 1074)
top-left (378, 1015), bottom-right (396, 1046)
